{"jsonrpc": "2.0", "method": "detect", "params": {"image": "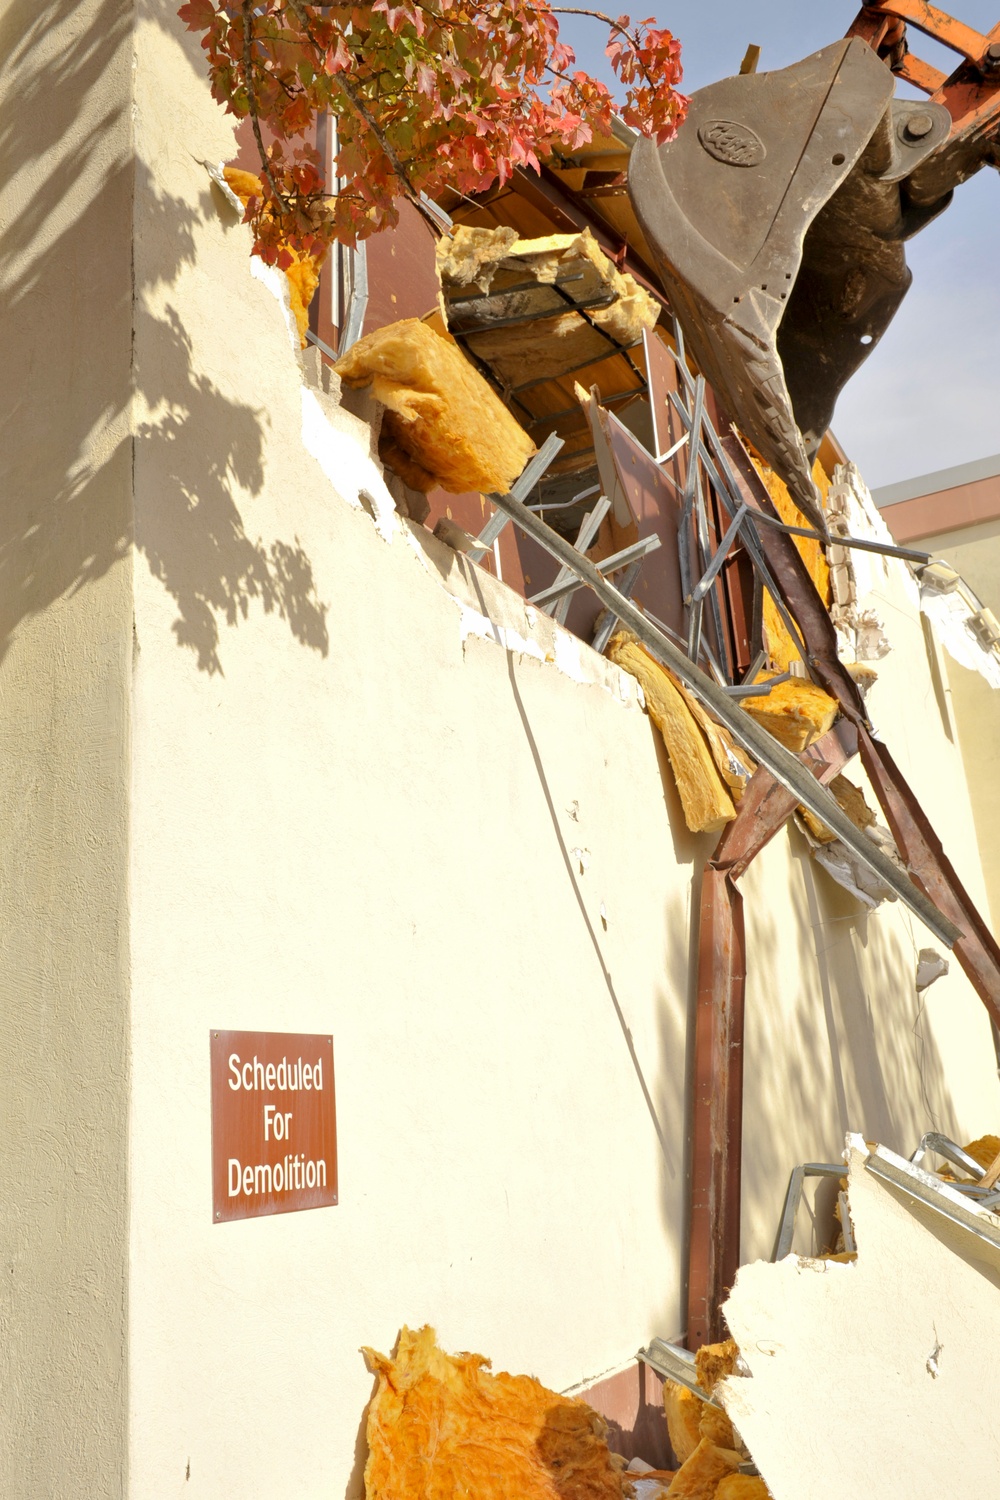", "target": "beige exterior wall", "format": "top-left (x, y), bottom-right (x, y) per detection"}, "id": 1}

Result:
top-left (724, 1137), bottom-right (1000, 1500)
top-left (3, 4), bottom-right (1000, 1495)
top-left (127, 13), bottom-right (700, 1494)
top-left (897, 518), bottom-right (1000, 931)
top-left (739, 535), bottom-right (1000, 1262)
top-left (0, 0), bottom-right (134, 1495)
